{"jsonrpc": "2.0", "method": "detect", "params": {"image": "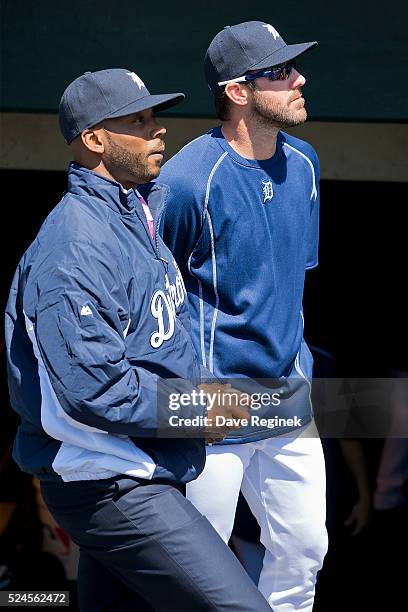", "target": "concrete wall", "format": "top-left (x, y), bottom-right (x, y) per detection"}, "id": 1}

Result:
top-left (1, 113), bottom-right (406, 182)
